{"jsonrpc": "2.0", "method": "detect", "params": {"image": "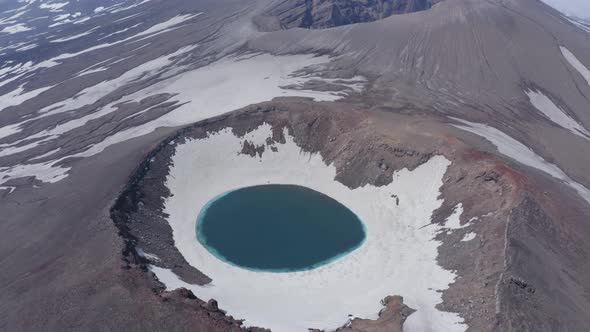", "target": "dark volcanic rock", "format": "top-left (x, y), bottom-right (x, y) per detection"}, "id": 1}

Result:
top-left (256, 0), bottom-right (435, 30)
top-left (240, 140), bottom-right (265, 157)
top-left (494, 194), bottom-right (590, 332)
top-left (177, 288), bottom-right (198, 300)
top-left (205, 299), bottom-right (220, 312)
top-left (337, 295), bottom-right (415, 332)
